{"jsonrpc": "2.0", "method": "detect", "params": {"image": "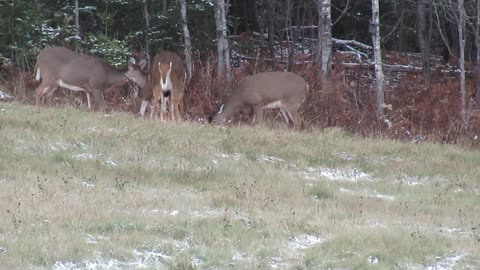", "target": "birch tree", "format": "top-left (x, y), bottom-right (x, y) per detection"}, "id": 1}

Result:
top-left (475, 1), bottom-right (480, 103)
top-left (180, 0), bottom-right (193, 81)
top-left (74, 0), bottom-right (80, 37)
top-left (458, 0), bottom-right (467, 127)
top-left (144, 0), bottom-right (150, 61)
top-left (371, 0), bottom-right (385, 121)
top-left (475, 0), bottom-right (480, 103)
top-left (317, 0), bottom-right (332, 82)
top-left (214, 0), bottom-right (231, 80)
